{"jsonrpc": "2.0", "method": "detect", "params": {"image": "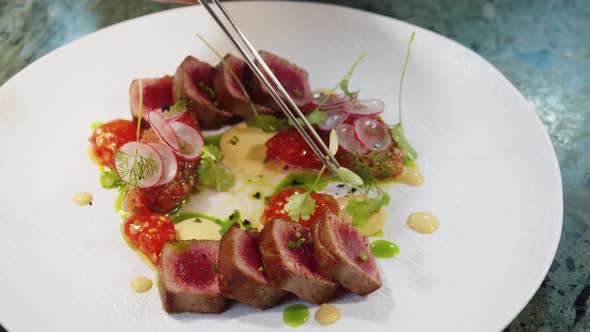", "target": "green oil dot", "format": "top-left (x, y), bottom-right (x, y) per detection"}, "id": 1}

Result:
top-left (283, 304), bottom-right (309, 327)
top-left (370, 240), bottom-right (400, 259)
